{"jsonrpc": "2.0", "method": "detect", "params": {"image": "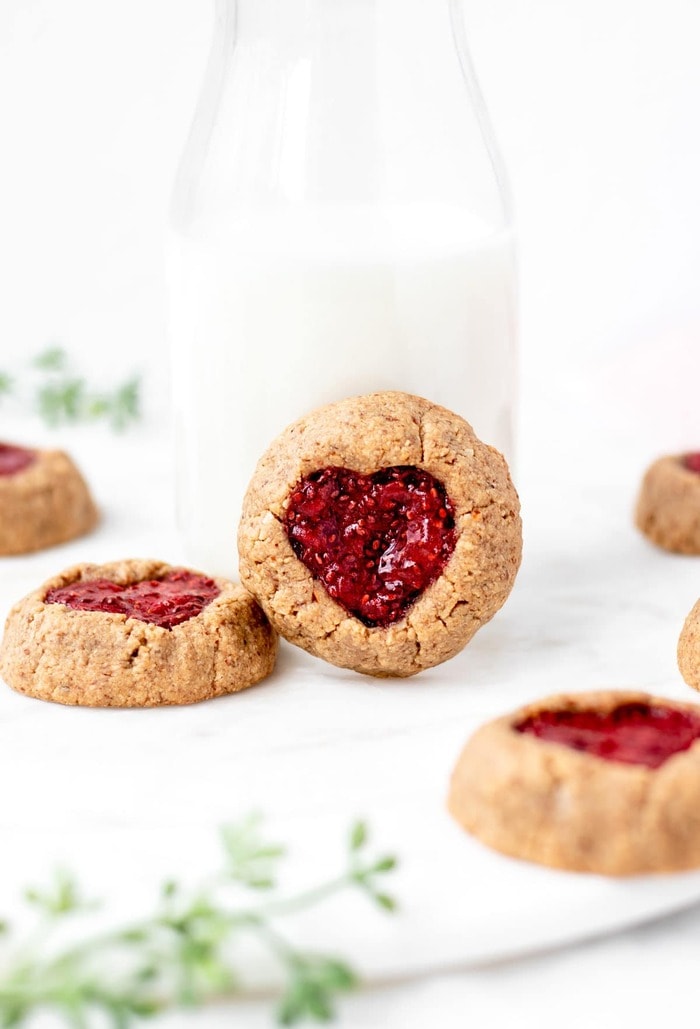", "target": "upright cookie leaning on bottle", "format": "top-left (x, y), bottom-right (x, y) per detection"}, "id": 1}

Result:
top-left (238, 392), bottom-right (522, 678)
